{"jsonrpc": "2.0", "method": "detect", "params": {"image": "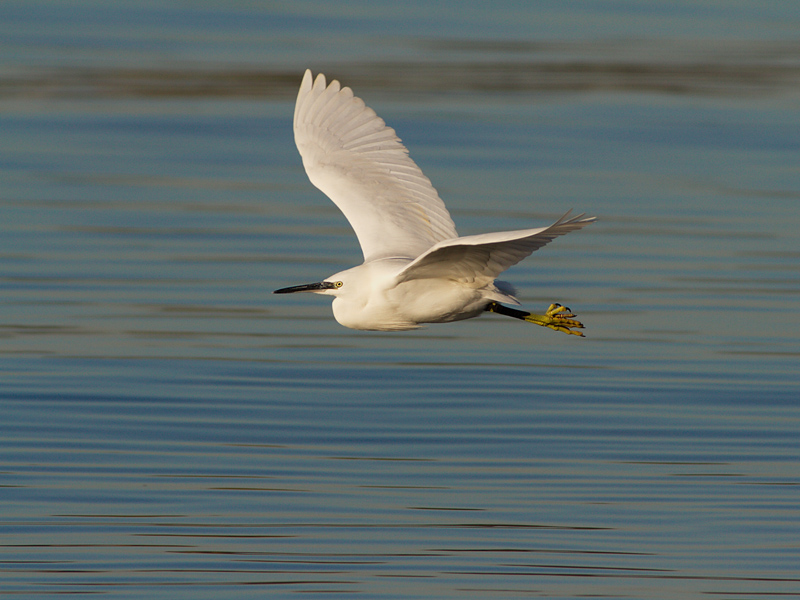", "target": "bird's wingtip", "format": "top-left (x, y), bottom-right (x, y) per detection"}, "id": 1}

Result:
top-left (557, 209), bottom-right (597, 225)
